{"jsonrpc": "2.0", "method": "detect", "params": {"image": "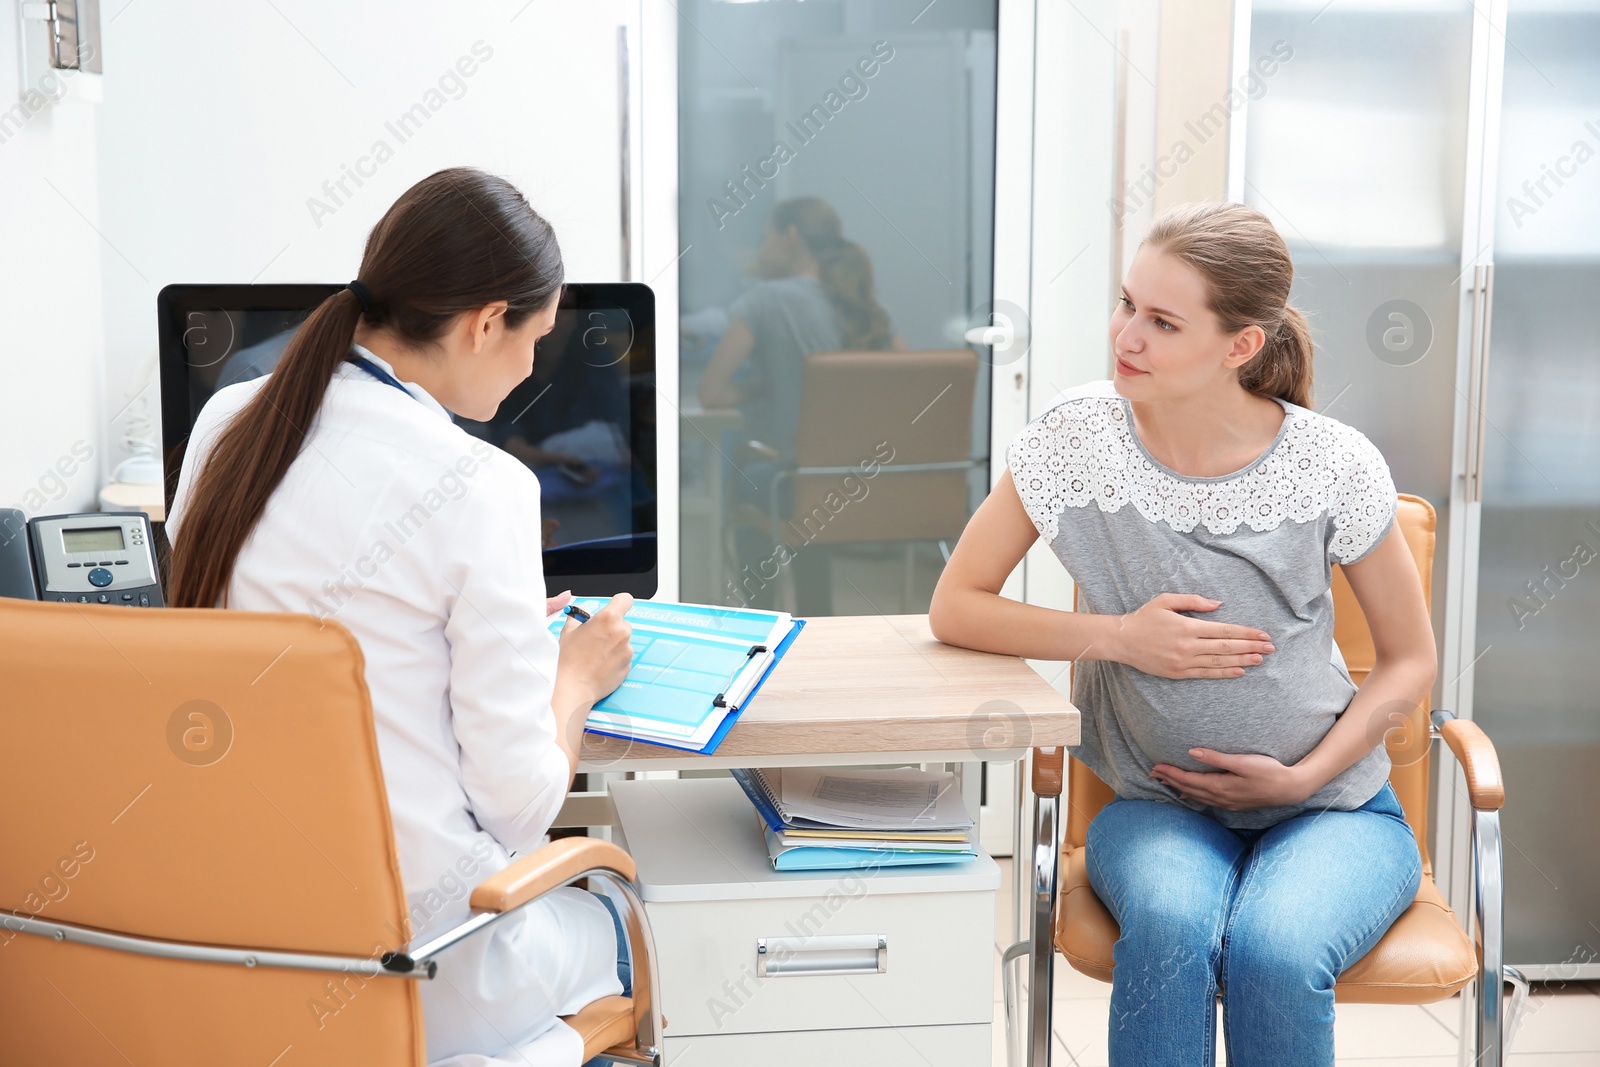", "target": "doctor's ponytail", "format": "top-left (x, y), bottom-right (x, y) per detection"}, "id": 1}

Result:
top-left (169, 167), bottom-right (564, 609)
